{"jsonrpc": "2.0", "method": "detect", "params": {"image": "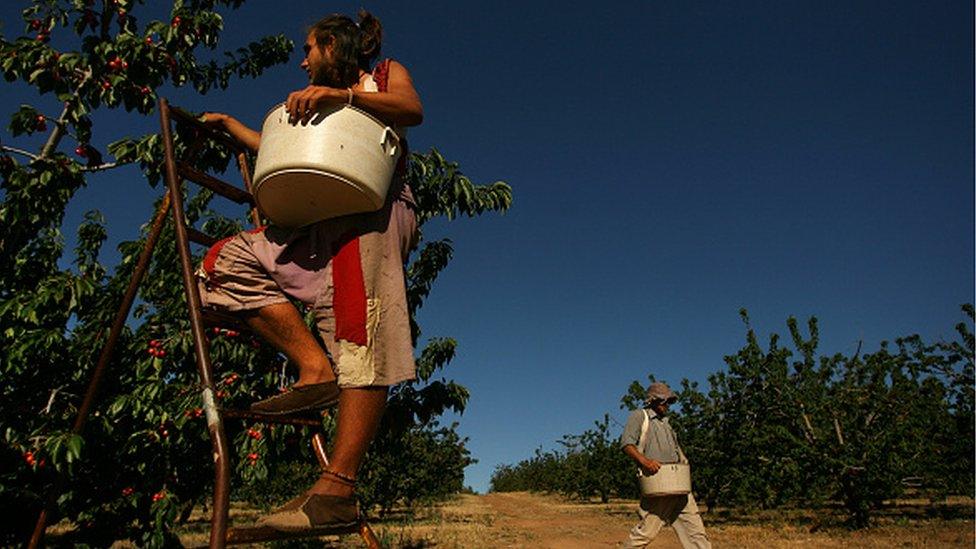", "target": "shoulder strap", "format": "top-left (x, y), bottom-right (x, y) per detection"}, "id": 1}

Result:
top-left (636, 409), bottom-right (650, 454)
top-left (372, 59), bottom-right (392, 92)
top-left (635, 409), bottom-right (651, 477)
top-left (369, 58), bottom-right (409, 178)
